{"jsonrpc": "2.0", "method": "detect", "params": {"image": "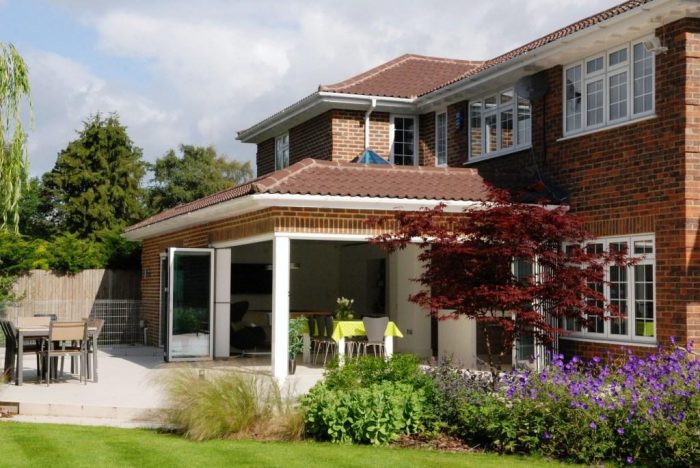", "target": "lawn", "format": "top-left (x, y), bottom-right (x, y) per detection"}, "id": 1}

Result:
top-left (0, 421), bottom-right (559, 467)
